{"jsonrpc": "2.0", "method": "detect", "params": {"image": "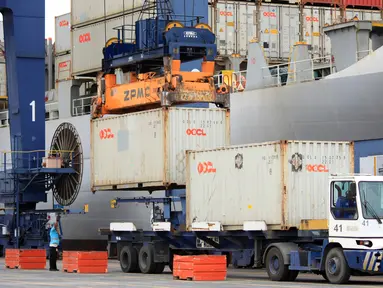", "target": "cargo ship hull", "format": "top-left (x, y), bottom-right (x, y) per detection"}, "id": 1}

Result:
top-left (230, 71), bottom-right (383, 145)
